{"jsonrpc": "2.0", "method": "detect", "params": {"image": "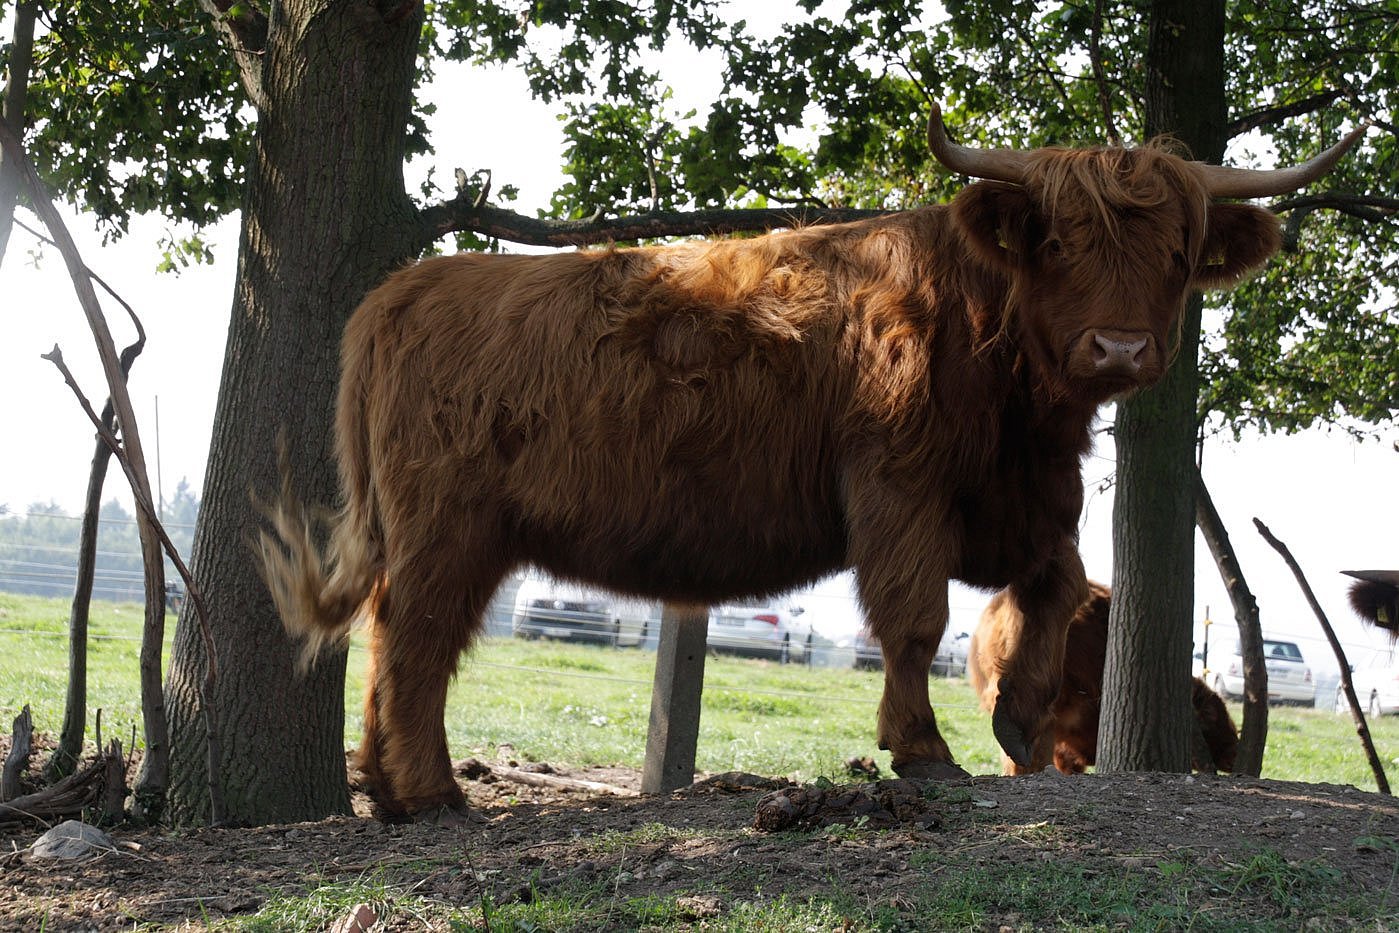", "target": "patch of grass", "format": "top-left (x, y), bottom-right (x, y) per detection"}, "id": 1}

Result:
top-left (577, 820), bottom-right (713, 855)
top-left (223, 871), bottom-right (433, 932)
top-left (461, 885), bottom-right (875, 933)
top-left (3, 593), bottom-right (1397, 792)
top-left (0, 593), bottom-right (172, 750)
